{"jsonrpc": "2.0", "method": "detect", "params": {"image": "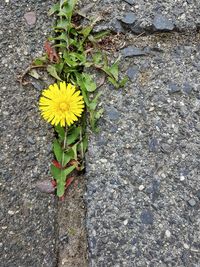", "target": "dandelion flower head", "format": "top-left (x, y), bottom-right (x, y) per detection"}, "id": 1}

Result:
top-left (39, 82), bottom-right (84, 127)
